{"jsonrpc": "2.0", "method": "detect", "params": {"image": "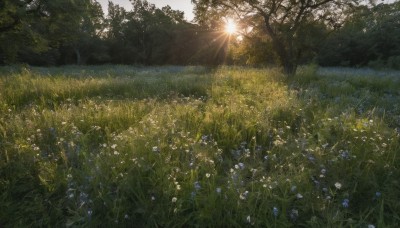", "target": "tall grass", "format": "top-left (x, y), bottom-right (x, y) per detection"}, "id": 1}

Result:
top-left (0, 65), bottom-right (399, 227)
